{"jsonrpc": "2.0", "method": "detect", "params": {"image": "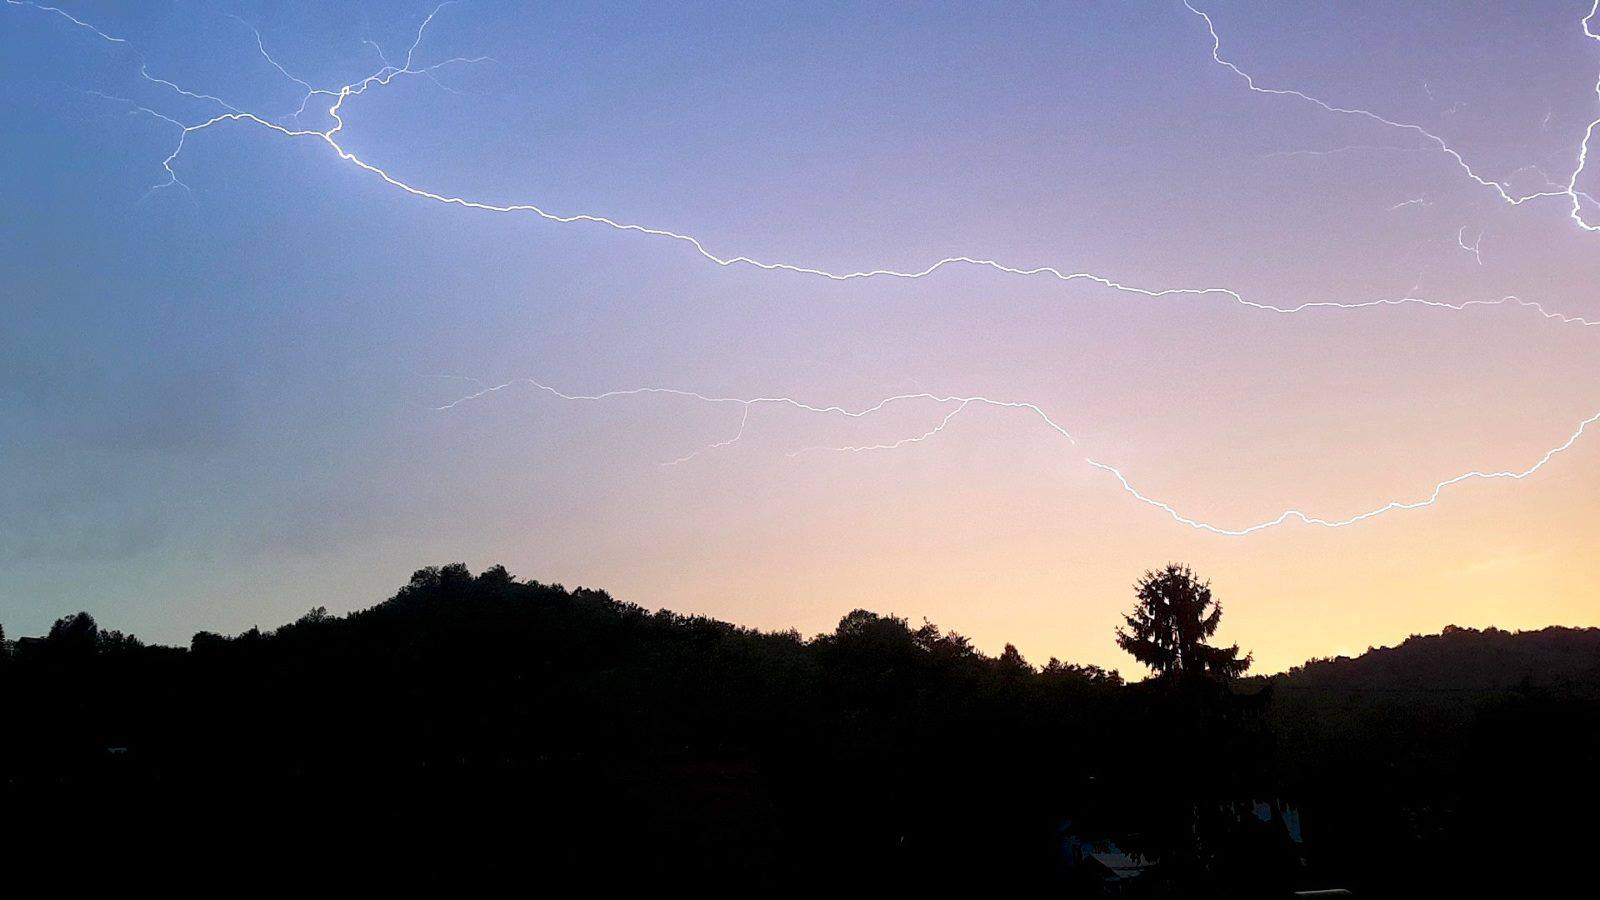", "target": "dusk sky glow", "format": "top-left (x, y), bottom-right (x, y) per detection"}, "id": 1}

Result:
top-left (5, 0), bottom-right (1600, 672)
